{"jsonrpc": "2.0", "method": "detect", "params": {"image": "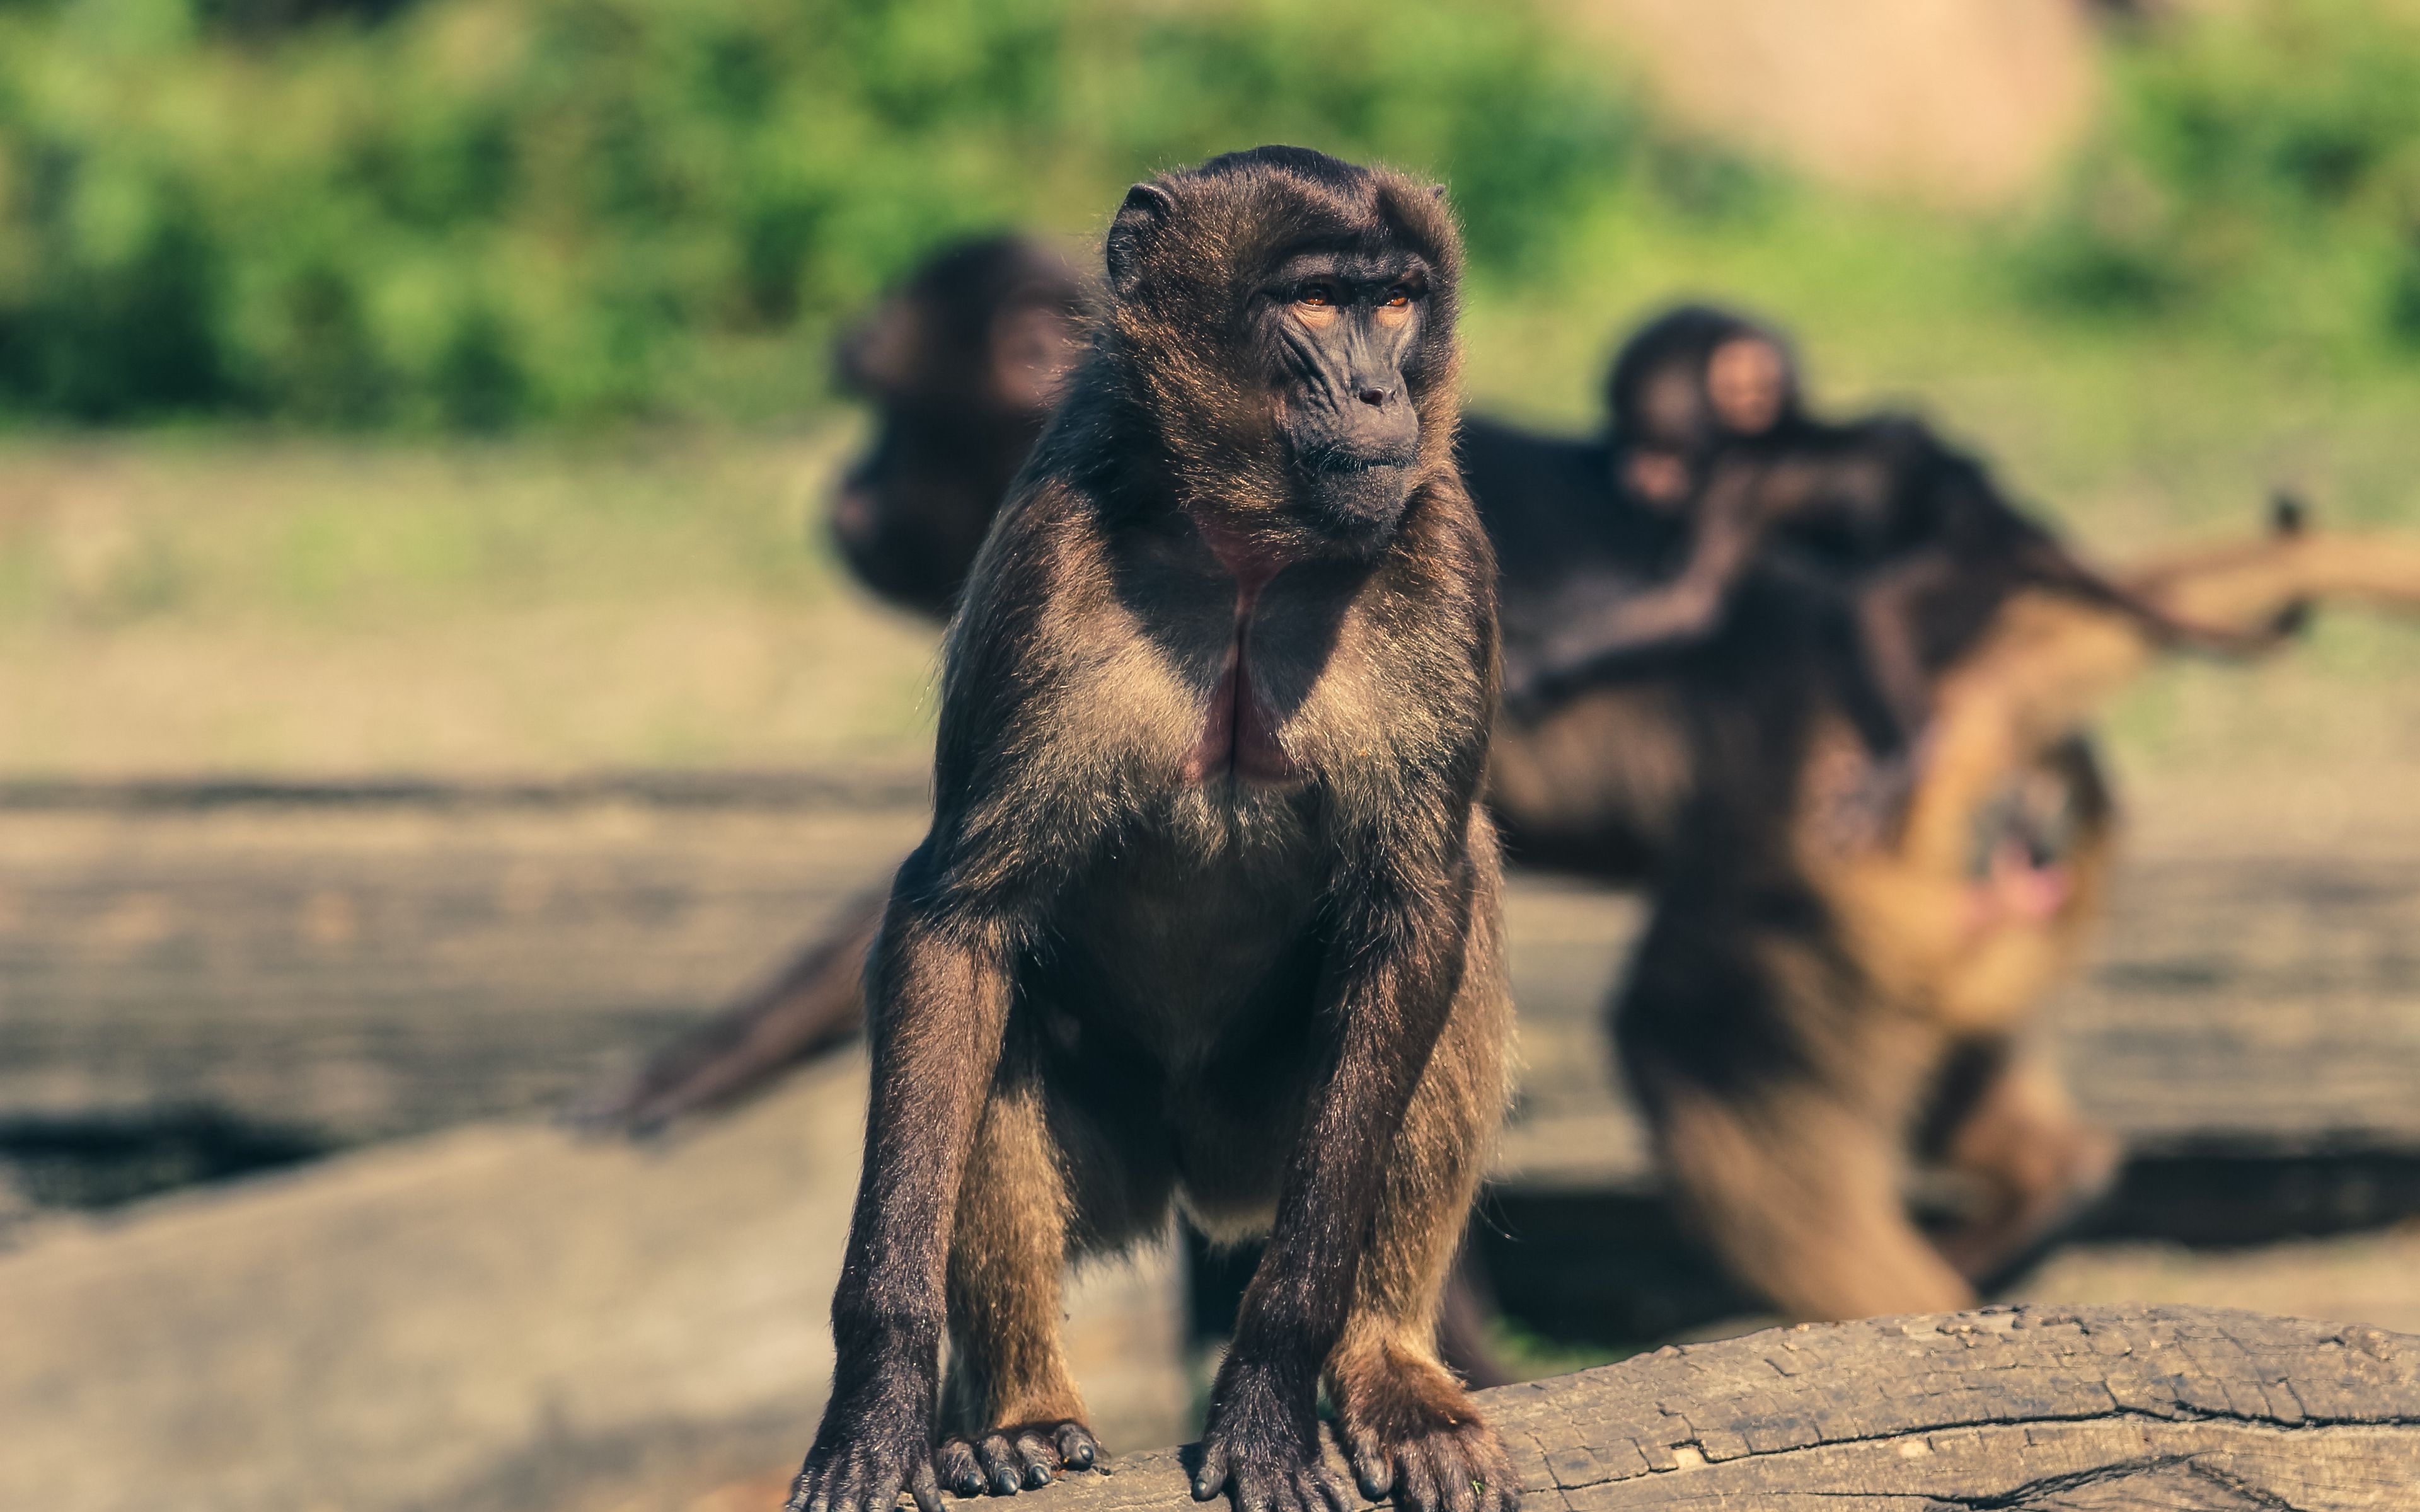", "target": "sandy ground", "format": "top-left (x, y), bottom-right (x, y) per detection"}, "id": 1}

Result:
top-left (0, 1051), bottom-right (1190, 1512)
